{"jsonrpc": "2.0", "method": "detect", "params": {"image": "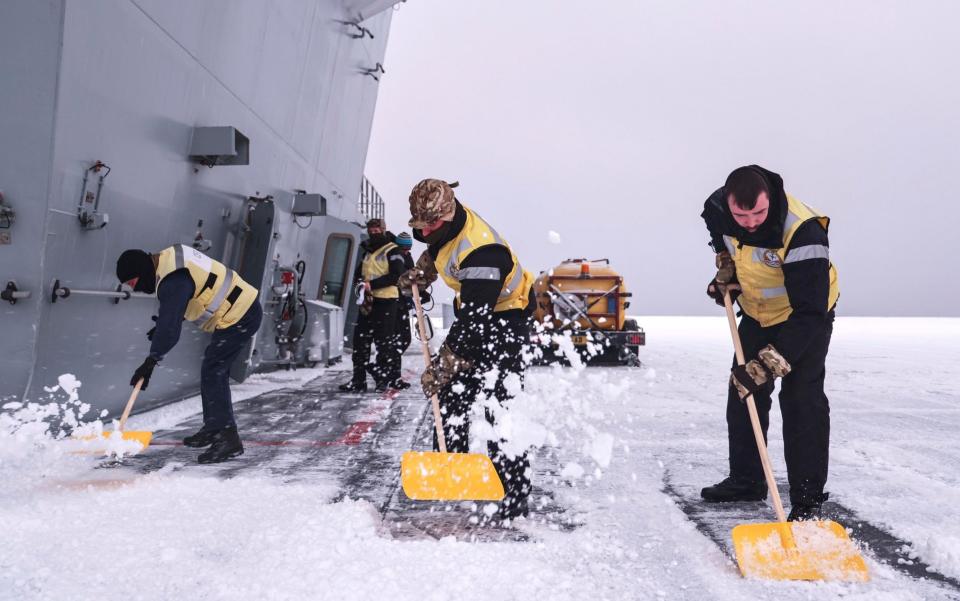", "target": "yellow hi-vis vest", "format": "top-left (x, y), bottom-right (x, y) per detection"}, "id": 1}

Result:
top-left (361, 242), bottom-right (400, 299)
top-left (723, 196), bottom-right (840, 327)
top-left (434, 205), bottom-right (533, 313)
top-left (156, 245), bottom-right (259, 332)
